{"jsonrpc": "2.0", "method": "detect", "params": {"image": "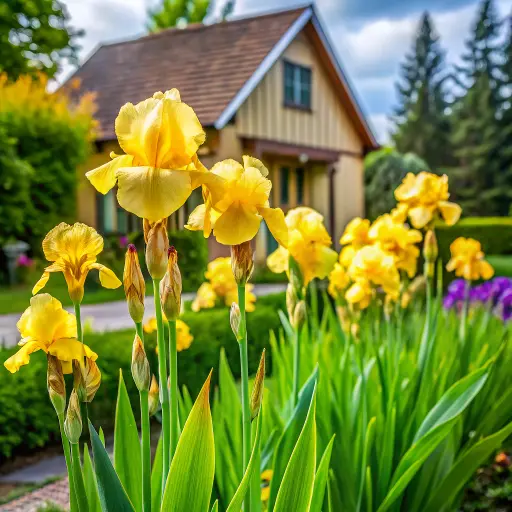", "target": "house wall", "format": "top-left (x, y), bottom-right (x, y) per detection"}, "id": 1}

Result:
top-left (235, 31), bottom-right (365, 242)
